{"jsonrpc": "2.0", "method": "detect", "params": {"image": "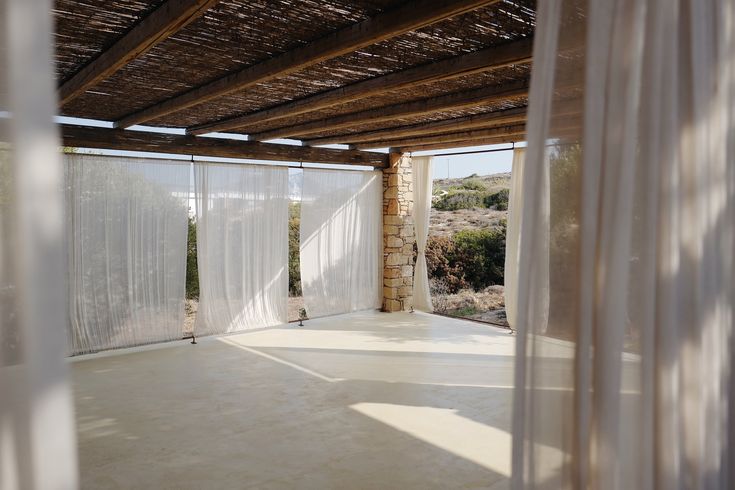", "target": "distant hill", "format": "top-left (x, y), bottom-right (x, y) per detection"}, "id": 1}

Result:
top-left (432, 172), bottom-right (511, 194)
